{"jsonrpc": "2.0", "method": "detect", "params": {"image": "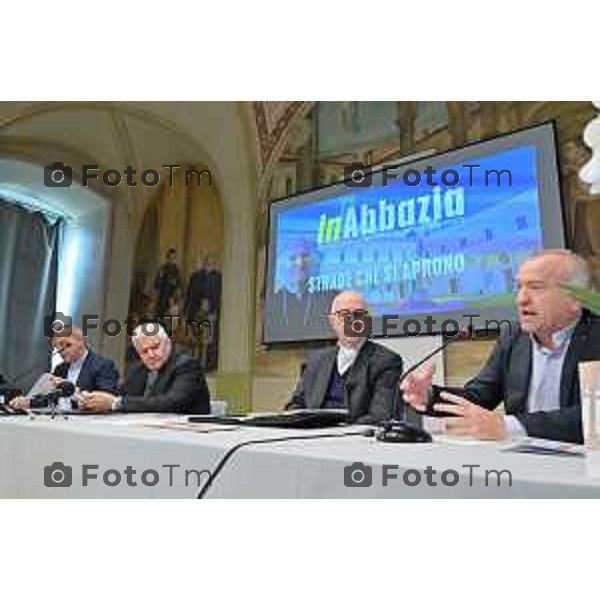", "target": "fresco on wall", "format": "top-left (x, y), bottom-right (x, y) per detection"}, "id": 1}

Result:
top-left (317, 101), bottom-right (450, 157)
top-left (317, 101), bottom-right (398, 155)
top-left (129, 173), bottom-right (224, 372)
